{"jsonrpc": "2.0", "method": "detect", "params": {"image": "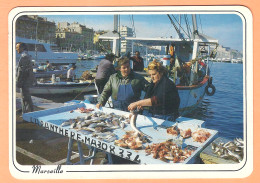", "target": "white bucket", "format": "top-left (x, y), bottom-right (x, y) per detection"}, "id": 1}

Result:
top-left (160, 55), bottom-right (171, 67)
top-left (51, 74), bottom-right (56, 83)
top-left (56, 77), bottom-right (60, 82)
